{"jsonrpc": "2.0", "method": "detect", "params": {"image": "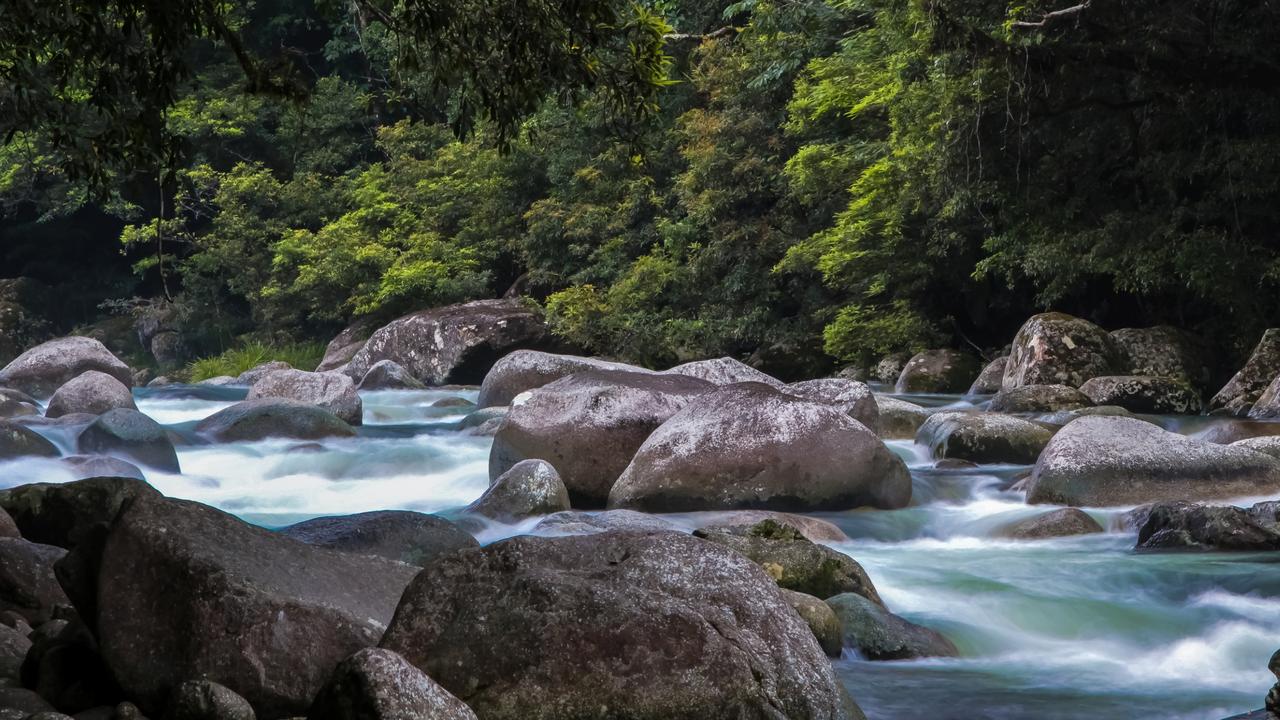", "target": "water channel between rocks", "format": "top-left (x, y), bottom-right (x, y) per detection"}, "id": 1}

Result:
top-left (3, 383), bottom-right (1275, 720)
